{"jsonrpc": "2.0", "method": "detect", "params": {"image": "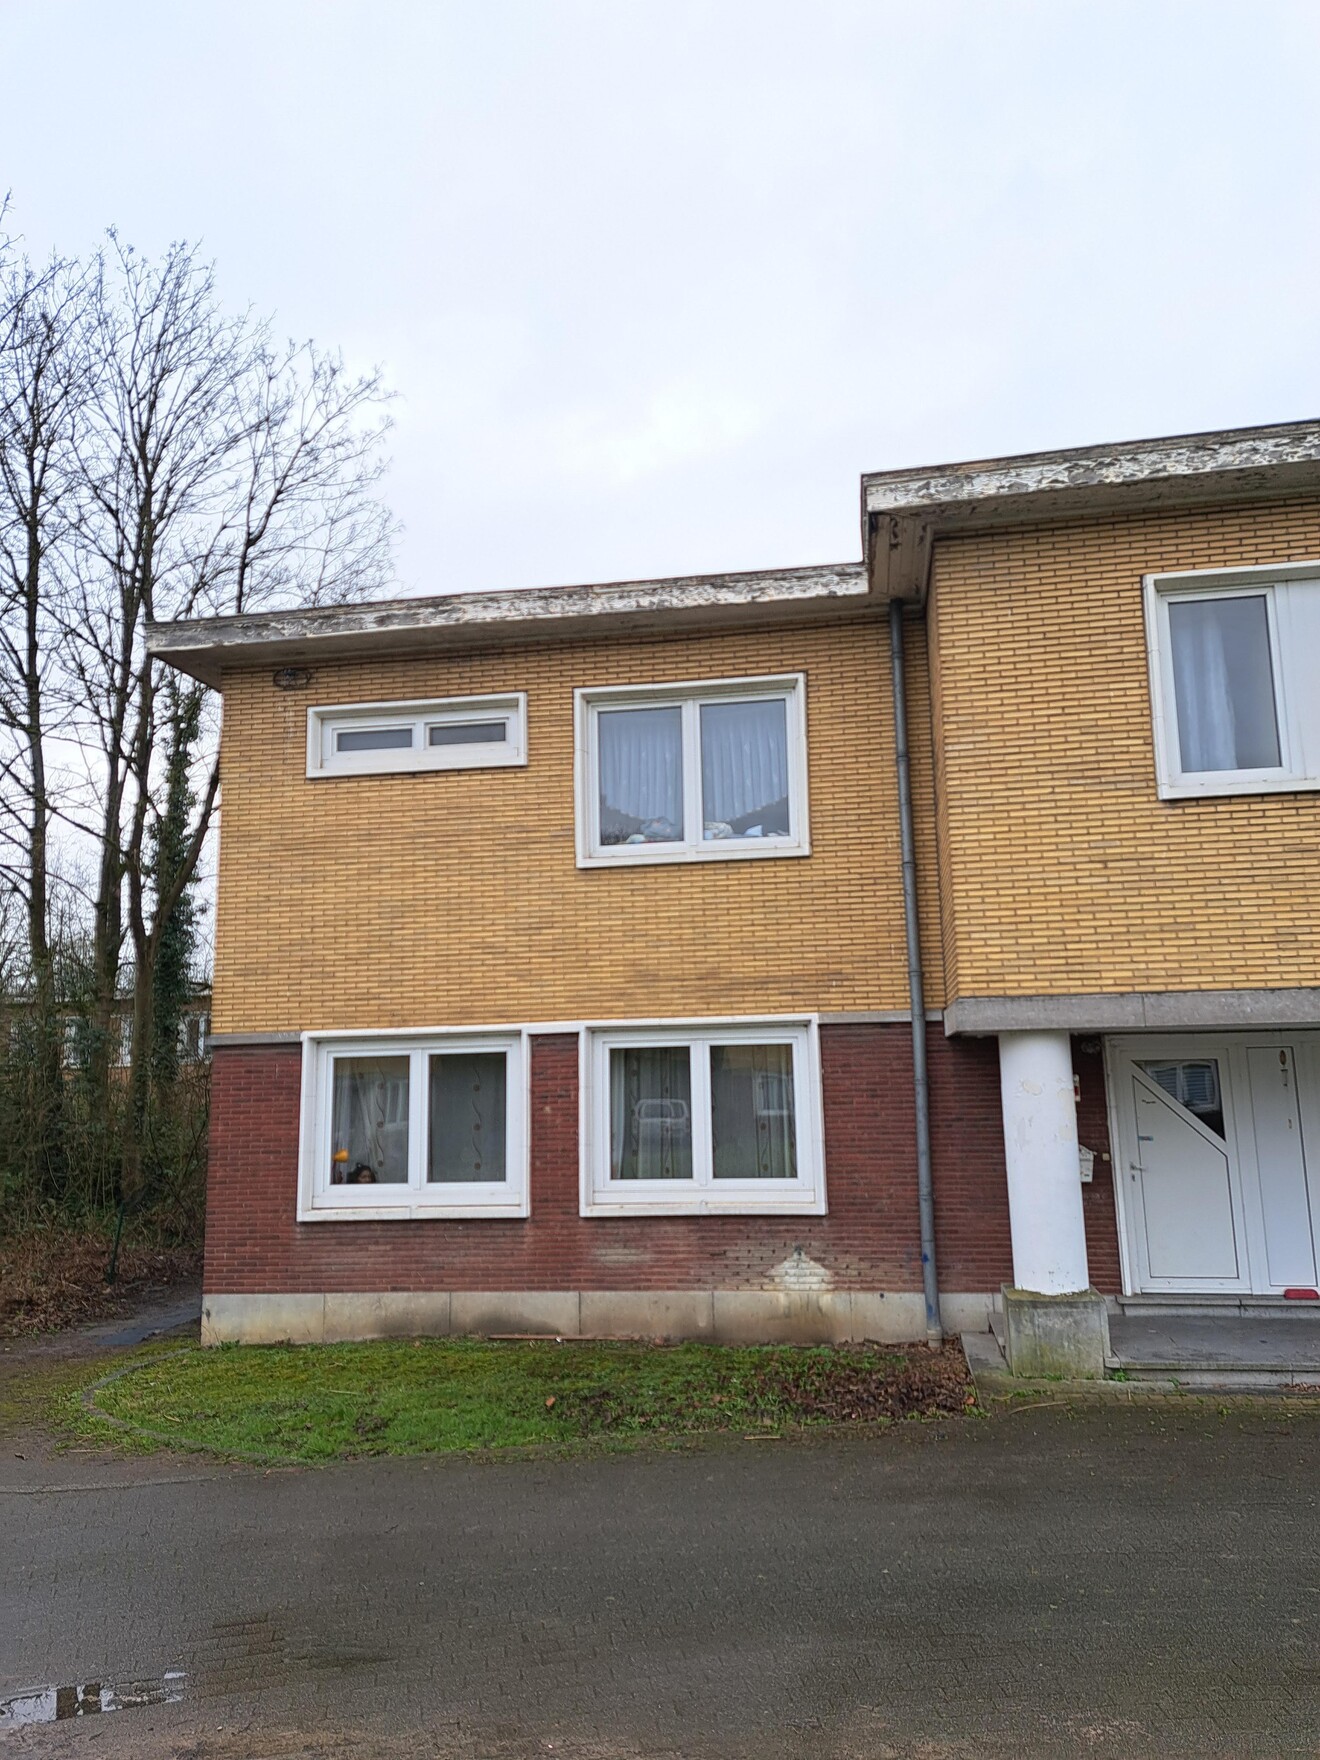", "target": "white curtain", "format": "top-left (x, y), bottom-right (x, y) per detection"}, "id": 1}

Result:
top-left (700, 699), bottom-right (788, 829)
top-left (1169, 596), bottom-right (1279, 773)
top-left (1170, 603), bottom-right (1237, 771)
top-left (597, 707), bottom-right (683, 837)
top-left (330, 1056), bottom-right (409, 1183)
